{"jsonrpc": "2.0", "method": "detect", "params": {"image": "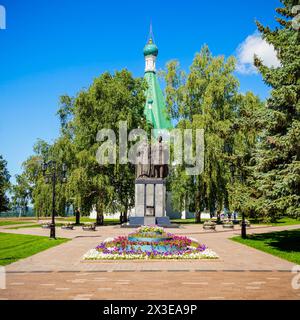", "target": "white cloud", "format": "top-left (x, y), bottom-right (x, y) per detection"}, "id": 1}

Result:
top-left (236, 33), bottom-right (280, 75)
